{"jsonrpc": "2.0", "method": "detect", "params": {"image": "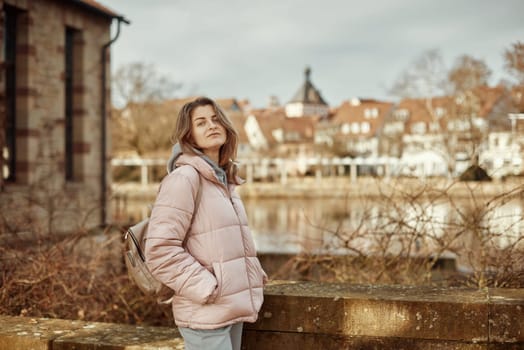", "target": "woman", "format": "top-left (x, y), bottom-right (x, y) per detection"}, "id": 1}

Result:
top-left (145, 96), bottom-right (267, 350)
